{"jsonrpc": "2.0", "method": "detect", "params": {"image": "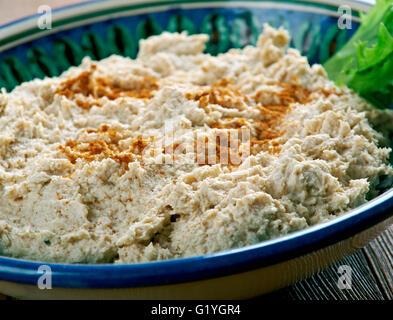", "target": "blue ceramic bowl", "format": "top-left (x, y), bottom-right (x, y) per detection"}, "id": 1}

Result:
top-left (0, 0), bottom-right (389, 299)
